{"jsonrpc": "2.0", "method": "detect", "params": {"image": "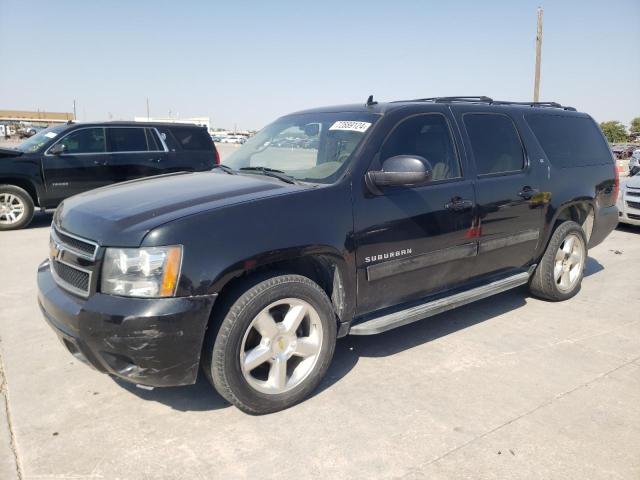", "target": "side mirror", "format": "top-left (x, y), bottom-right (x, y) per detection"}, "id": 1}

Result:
top-left (366, 155), bottom-right (432, 195)
top-left (303, 123), bottom-right (320, 137)
top-left (49, 143), bottom-right (67, 155)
